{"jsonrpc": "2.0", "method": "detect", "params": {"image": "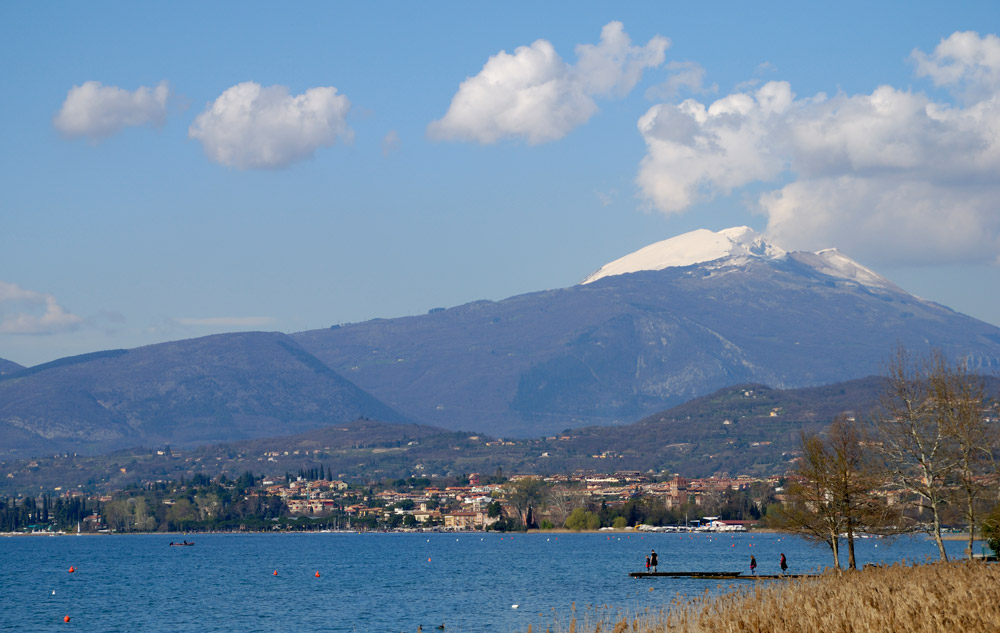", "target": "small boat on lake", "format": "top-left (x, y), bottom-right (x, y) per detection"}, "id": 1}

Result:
top-left (169, 540), bottom-right (194, 546)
